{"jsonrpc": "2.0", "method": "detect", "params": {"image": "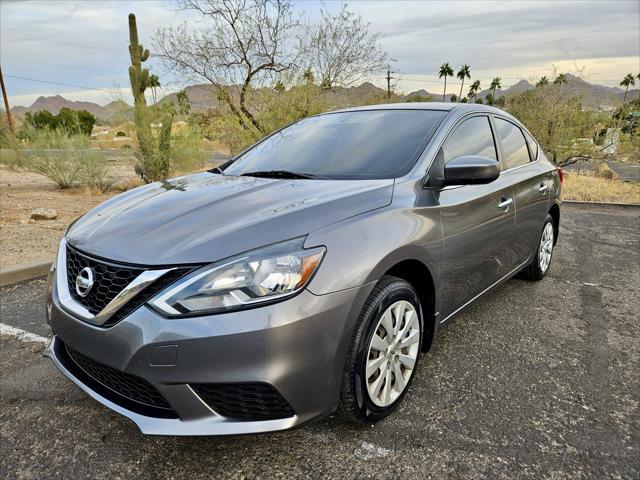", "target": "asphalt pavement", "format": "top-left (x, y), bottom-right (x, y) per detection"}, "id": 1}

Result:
top-left (1, 204), bottom-right (639, 479)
